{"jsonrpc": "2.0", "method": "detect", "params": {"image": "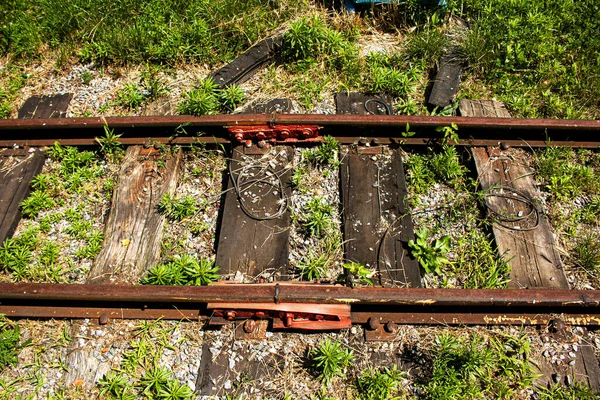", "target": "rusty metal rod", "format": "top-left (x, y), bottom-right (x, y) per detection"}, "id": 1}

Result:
top-left (1, 114), bottom-right (599, 131)
top-left (2, 283), bottom-right (600, 307)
